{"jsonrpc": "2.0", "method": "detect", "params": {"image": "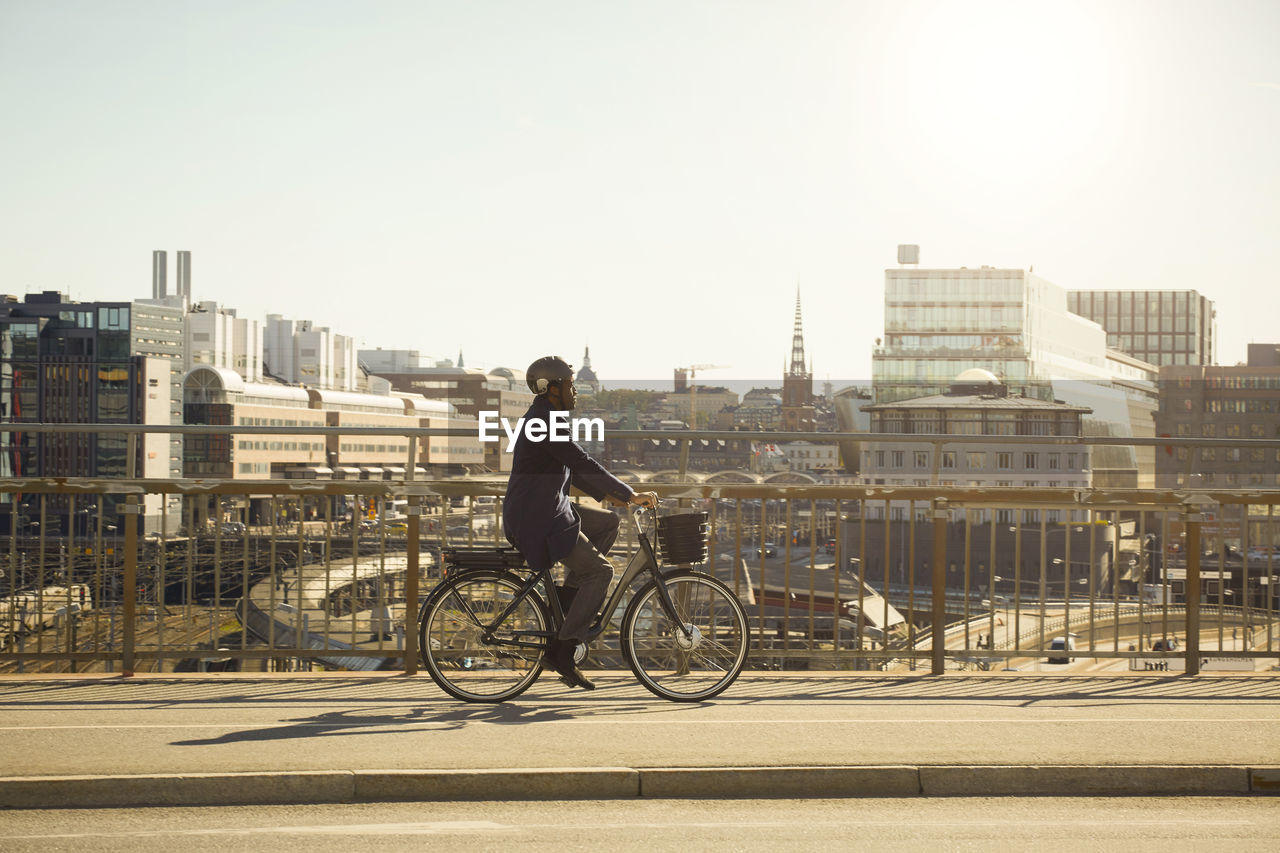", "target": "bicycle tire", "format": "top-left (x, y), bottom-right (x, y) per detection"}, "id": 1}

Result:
top-left (419, 569), bottom-right (551, 703)
top-left (620, 570), bottom-right (749, 702)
